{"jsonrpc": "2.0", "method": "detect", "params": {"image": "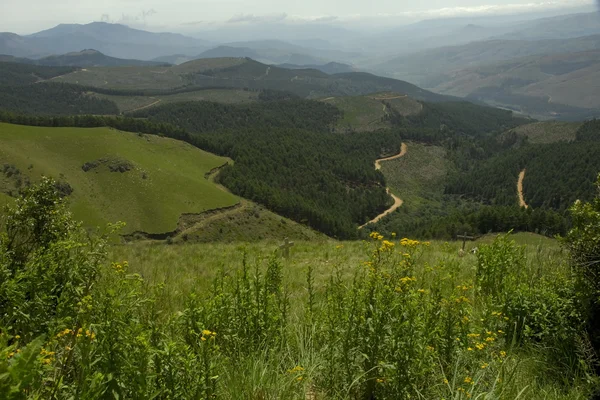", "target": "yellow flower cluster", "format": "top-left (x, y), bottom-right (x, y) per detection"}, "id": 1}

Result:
top-left (369, 232), bottom-right (384, 241)
top-left (56, 327), bottom-right (95, 340)
top-left (287, 365), bottom-right (304, 373)
top-left (40, 348), bottom-right (55, 365)
top-left (400, 238), bottom-right (420, 247)
top-left (379, 240), bottom-right (395, 252)
top-left (112, 261), bottom-right (129, 274)
top-left (201, 329), bottom-right (217, 341)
